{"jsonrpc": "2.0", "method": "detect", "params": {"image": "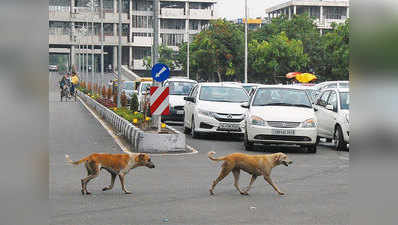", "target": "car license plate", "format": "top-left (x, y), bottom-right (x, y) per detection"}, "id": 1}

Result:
top-left (272, 129), bottom-right (295, 135)
top-left (219, 123), bottom-right (240, 131)
top-left (176, 110), bottom-right (184, 115)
